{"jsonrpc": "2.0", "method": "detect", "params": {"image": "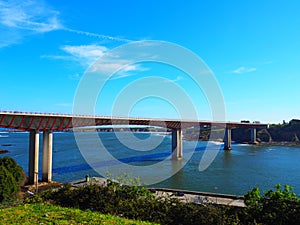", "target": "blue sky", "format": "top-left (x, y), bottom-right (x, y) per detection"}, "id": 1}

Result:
top-left (0, 0), bottom-right (300, 123)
